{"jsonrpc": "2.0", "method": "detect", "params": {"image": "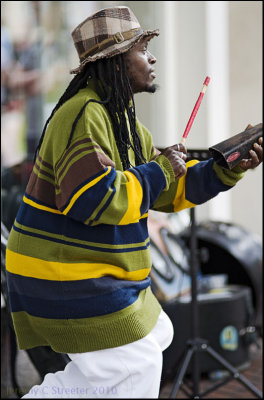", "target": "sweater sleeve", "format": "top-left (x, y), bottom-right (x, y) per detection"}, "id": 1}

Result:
top-left (54, 134), bottom-right (175, 226)
top-left (152, 158), bottom-right (245, 213)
